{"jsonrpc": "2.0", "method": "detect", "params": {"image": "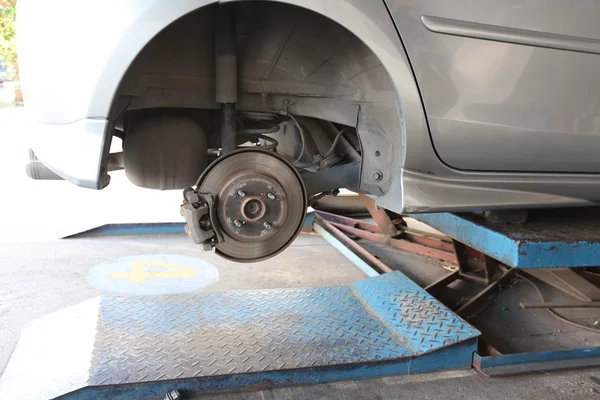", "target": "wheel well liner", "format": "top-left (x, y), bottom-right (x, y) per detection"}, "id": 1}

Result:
top-left (105, 0), bottom-right (429, 196)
